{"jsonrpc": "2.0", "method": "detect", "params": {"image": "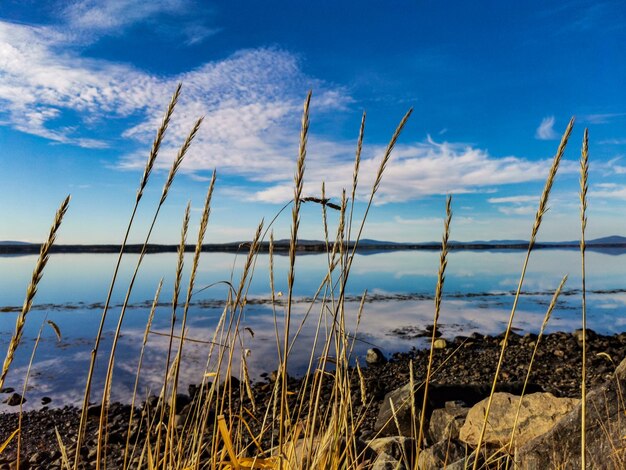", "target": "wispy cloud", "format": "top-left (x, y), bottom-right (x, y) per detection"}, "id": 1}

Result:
top-left (0, 20), bottom-right (347, 153)
top-left (580, 113), bottom-right (625, 124)
top-left (487, 195), bottom-right (538, 204)
top-left (589, 184), bottom-right (626, 200)
top-left (496, 205), bottom-right (536, 216)
top-left (61, 0), bottom-right (219, 44)
top-left (535, 116), bottom-right (558, 140)
top-left (599, 138), bottom-right (626, 145)
top-left (250, 137), bottom-right (578, 204)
